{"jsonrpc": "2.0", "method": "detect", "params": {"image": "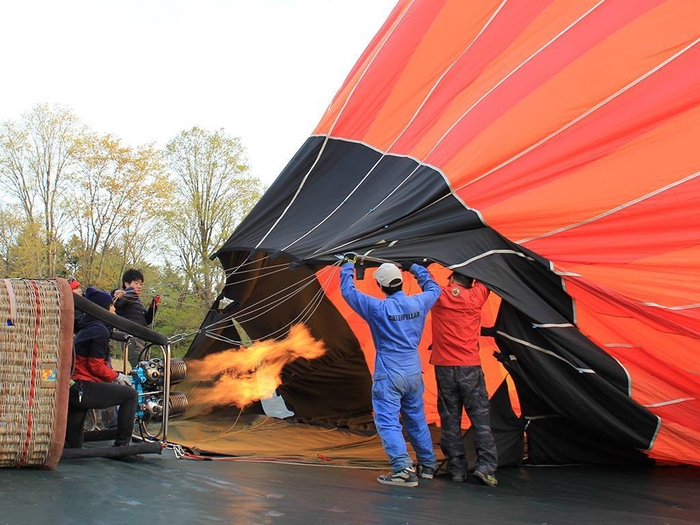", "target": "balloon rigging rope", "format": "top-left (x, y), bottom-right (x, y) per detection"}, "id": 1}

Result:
top-left (177, 259), bottom-right (319, 343)
top-left (200, 262), bottom-right (341, 345)
top-left (139, 257), bottom-right (286, 311)
top-left (220, 269), bottom-right (312, 321)
top-left (183, 267), bottom-right (339, 441)
top-left (204, 263), bottom-right (336, 344)
top-left (208, 267), bottom-right (316, 327)
top-left (183, 261), bottom-right (340, 436)
top-left (221, 258), bottom-right (289, 280)
top-left (218, 254), bottom-right (283, 285)
top-left (204, 265), bottom-right (327, 329)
